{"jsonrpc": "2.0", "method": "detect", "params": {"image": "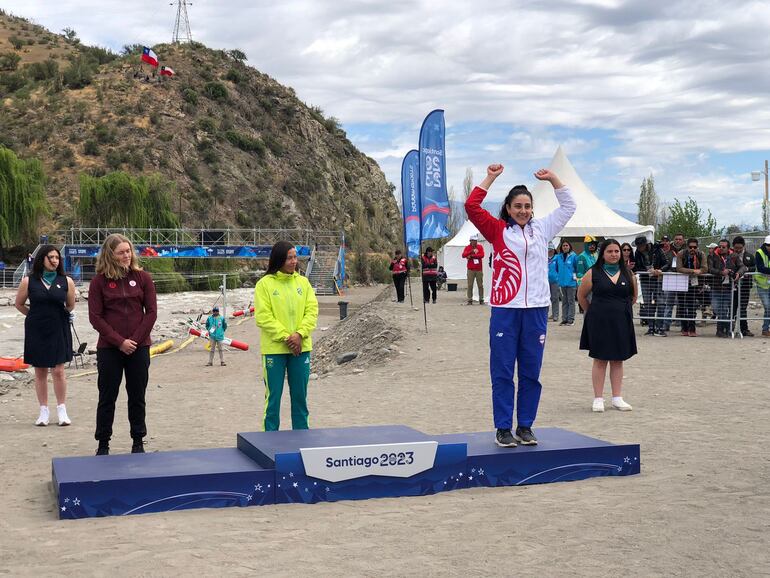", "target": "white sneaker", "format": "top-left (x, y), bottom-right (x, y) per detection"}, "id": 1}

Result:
top-left (57, 404), bottom-right (71, 426)
top-left (612, 398), bottom-right (633, 411)
top-left (35, 406), bottom-right (49, 426)
top-left (592, 398), bottom-right (605, 412)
